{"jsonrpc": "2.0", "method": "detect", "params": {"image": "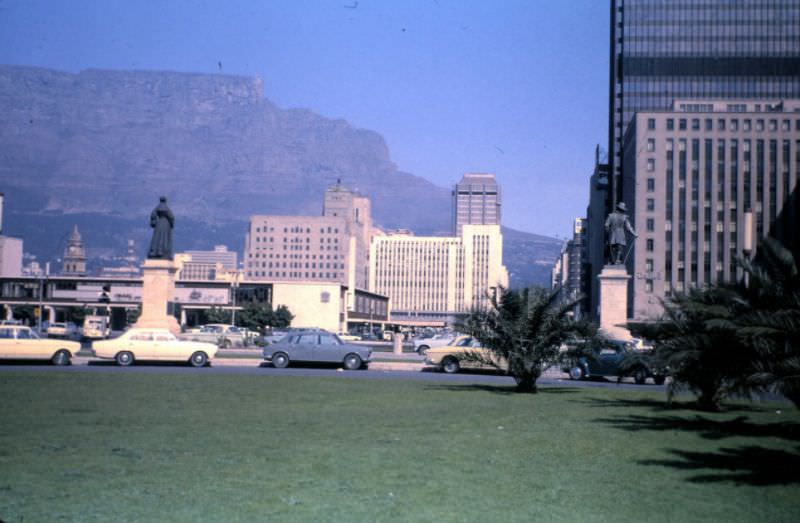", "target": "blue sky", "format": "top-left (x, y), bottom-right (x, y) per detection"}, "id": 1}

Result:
top-left (0, 0), bottom-right (609, 239)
